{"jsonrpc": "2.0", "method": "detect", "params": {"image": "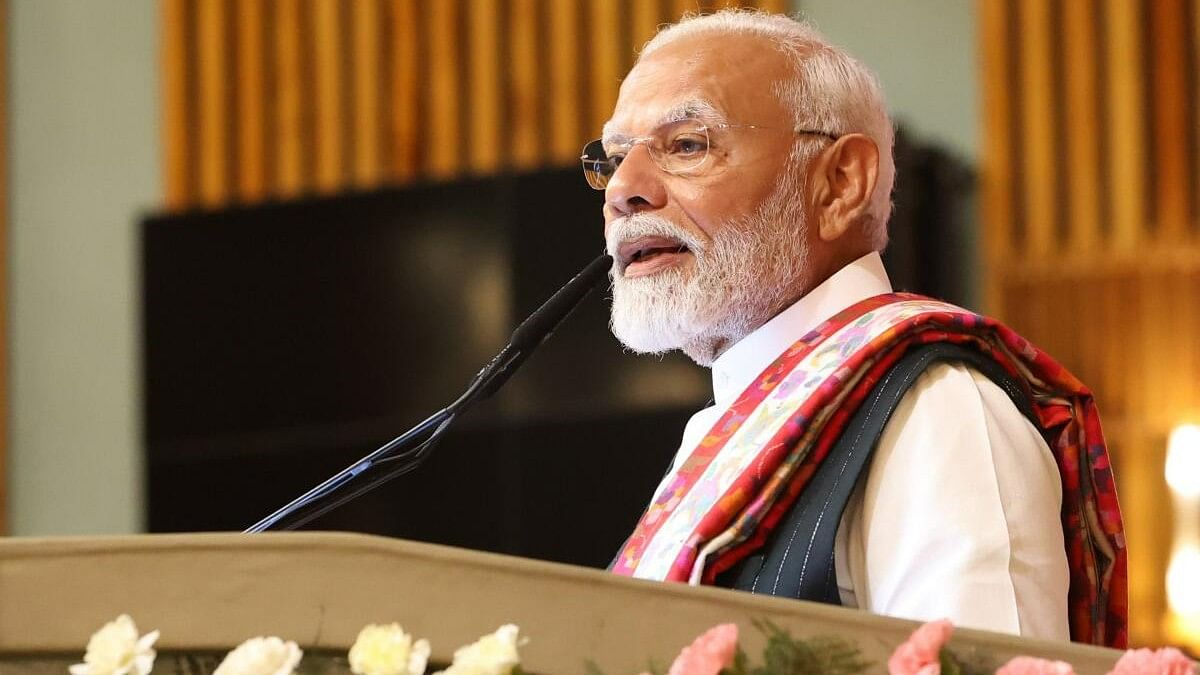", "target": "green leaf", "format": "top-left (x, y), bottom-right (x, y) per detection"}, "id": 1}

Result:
top-left (719, 646), bottom-right (752, 675)
top-left (747, 618), bottom-right (871, 674)
top-left (939, 649), bottom-right (964, 675)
